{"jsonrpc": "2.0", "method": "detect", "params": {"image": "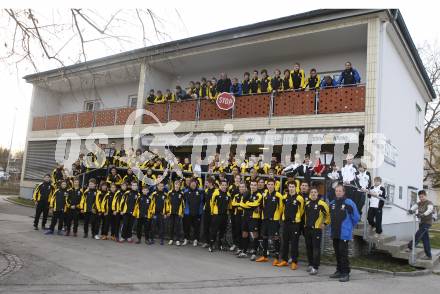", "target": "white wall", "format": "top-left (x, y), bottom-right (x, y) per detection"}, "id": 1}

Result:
top-left (32, 86), bottom-right (61, 117)
top-left (377, 24), bottom-right (427, 225)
